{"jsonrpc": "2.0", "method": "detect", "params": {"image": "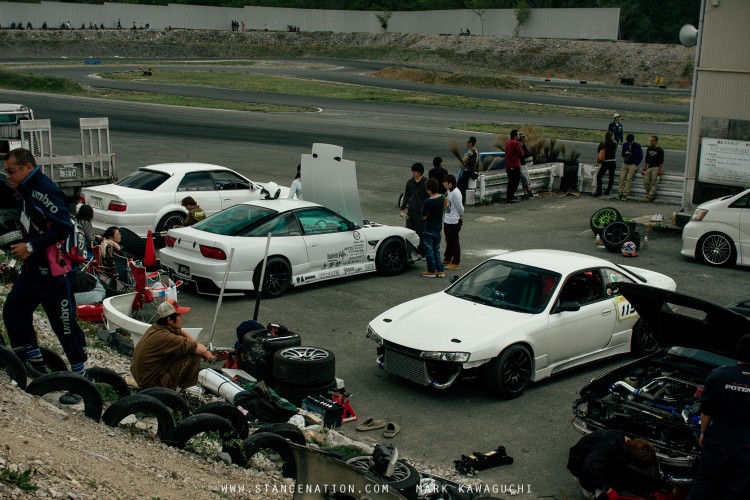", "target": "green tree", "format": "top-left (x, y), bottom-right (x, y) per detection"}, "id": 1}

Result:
top-left (513, 0), bottom-right (530, 37)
